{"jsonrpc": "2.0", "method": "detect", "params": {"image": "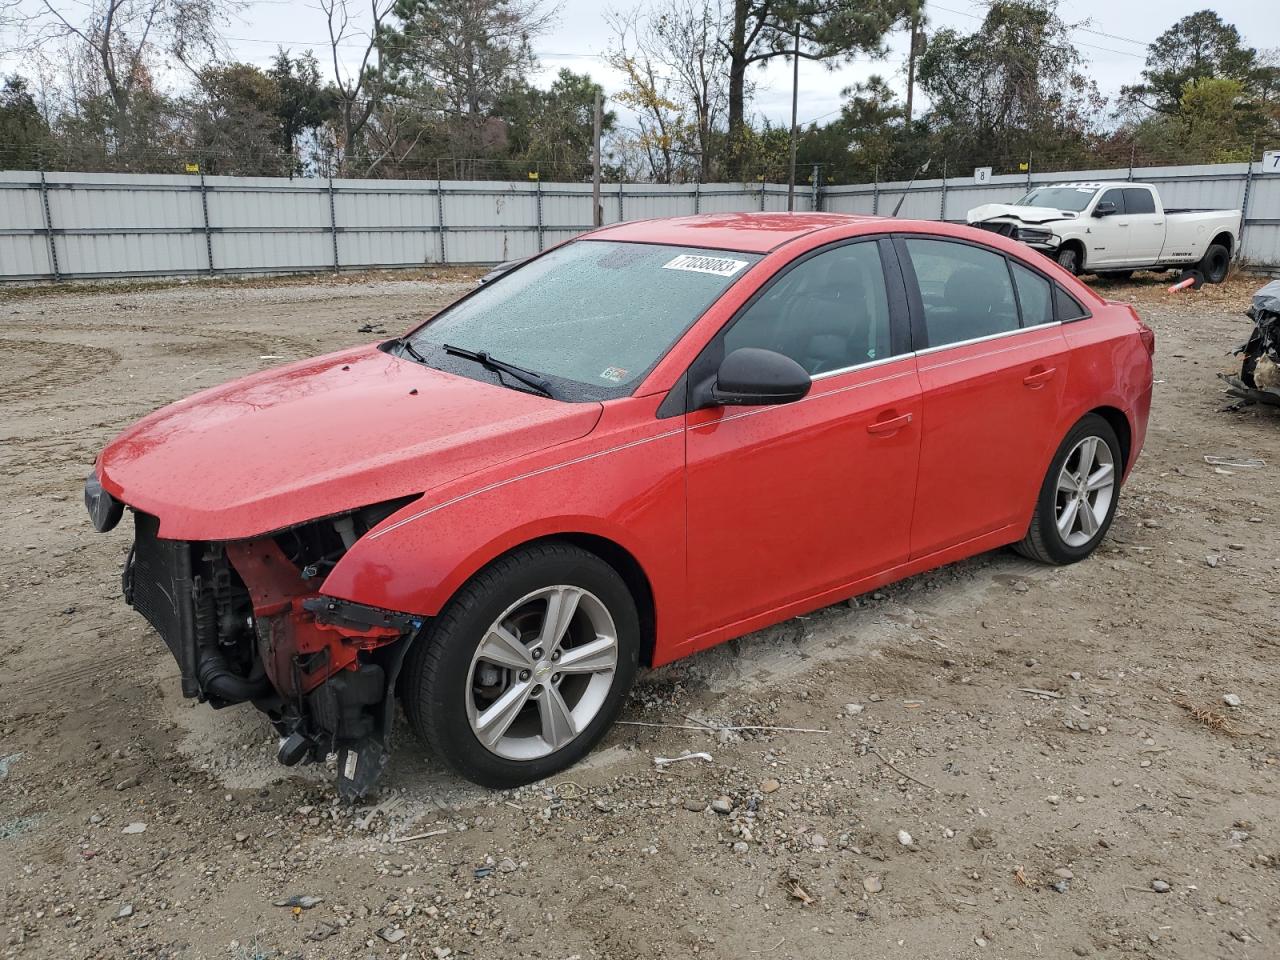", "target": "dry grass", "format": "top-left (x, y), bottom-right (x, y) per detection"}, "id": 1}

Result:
top-left (1171, 695), bottom-right (1239, 735)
